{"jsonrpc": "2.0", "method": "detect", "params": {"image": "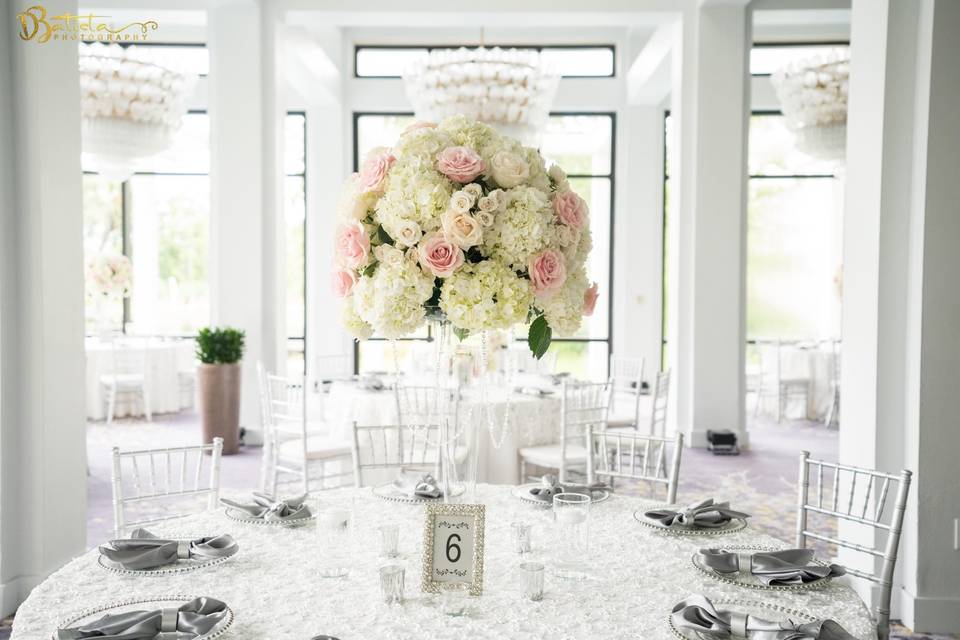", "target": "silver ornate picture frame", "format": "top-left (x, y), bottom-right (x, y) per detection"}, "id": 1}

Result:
top-left (420, 503), bottom-right (485, 596)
